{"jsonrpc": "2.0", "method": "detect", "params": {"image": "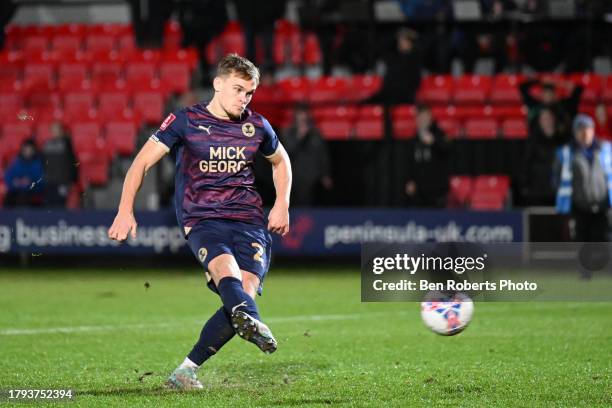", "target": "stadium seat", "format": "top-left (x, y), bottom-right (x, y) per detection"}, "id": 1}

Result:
top-left (490, 74), bottom-right (523, 105)
top-left (222, 21), bottom-right (246, 56)
top-left (447, 175), bottom-right (473, 208)
top-left (277, 77), bottom-right (309, 103)
top-left (70, 122), bottom-right (101, 151)
top-left (133, 91), bottom-right (164, 125)
top-left (91, 59), bottom-right (123, 84)
top-left (0, 123), bottom-right (33, 163)
top-left (393, 118), bottom-right (416, 139)
top-left (27, 92), bottom-right (61, 110)
top-left (23, 63), bottom-right (55, 92)
top-left (273, 19), bottom-right (302, 65)
top-left (474, 174), bottom-right (510, 198)
top-left (313, 105), bottom-right (358, 122)
top-left (303, 32), bottom-right (322, 65)
top-left (358, 104), bottom-right (384, 119)
top-left (308, 76), bottom-right (349, 104)
top-left (51, 35), bottom-right (82, 54)
top-left (125, 62), bottom-right (157, 90)
top-left (159, 62), bottom-right (190, 94)
top-left (464, 118), bottom-right (499, 139)
top-left (470, 190), bottom-right (505, 210)
top-left (437, 118), bottom-right (461, 138)
top-left (105, 121), bottom-right (137, 156)
top-left (570, 73), bottom-right (603, 105)
top-left (34, 122), bottom-right (54, 149)
top-left (489, 105), bottom-right (527, 120)
top-left (162, 48), bottom-right (199, 71)
top-left (453, 75), bottom-right (492, 105)
top-left (57, 62), bottom-right (90, 92)
top-left (354, 118), bottom-right (383, 140)
top-left (163, 20), bottom-right (183, 50)
top-left (501, 118), bottom-right (528, 139)
top-left (0, 94), bottom-right (25, 117)
top-left (318, 119), bottom-right (352, 140)
top-left (602, 75), bottom-right (612, 103)
top-left (97, 92), bottom-right (130, 122)
top-left (417, 75), bottom-right (453, 105)
top-left (349, 75), bottom-right (382, 101)
top-left (85, 35), bottom-right (116, 54)
top-left (454, 105), bottom-right (492, 121)
top-left (78, 151), bottom-right (110, 187)
top-left (22, 36), bottom-right (49, 55)
top-left (63, 92), bottom-right (95, 122)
